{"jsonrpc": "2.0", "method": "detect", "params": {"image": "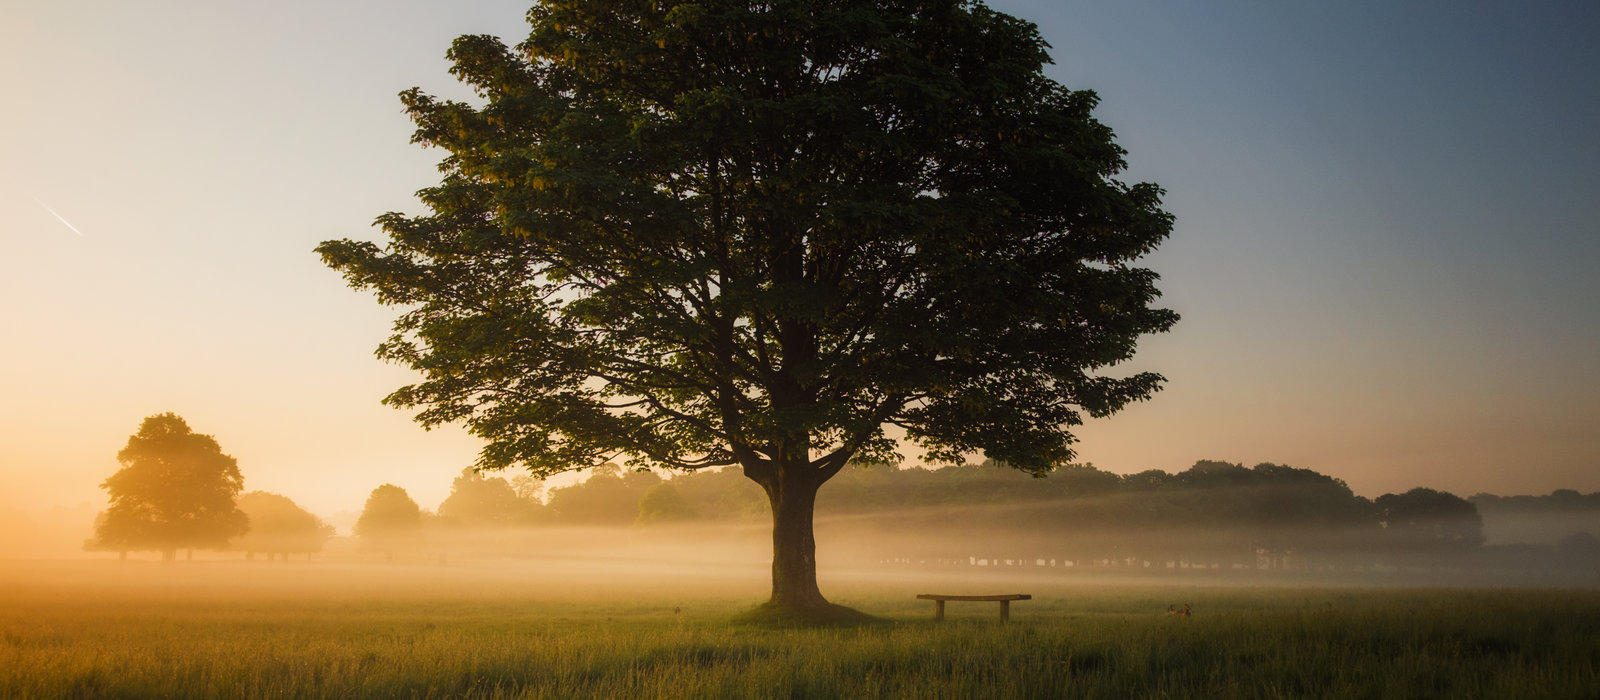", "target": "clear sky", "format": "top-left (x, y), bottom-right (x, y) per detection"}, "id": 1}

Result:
top-left (2, 1), bottom-right (1597, 522)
